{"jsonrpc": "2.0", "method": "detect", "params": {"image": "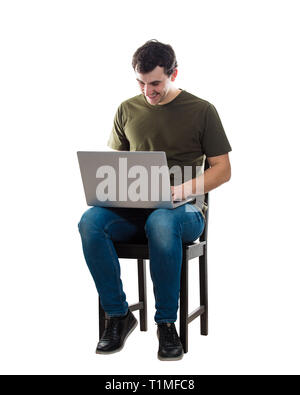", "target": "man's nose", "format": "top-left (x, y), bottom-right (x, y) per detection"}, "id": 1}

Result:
top-left (144, 84), bottom-right (153, 96)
